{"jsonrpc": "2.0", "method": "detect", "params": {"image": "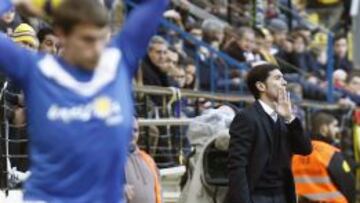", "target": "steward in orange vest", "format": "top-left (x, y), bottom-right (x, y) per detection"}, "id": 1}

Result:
top-left (292, 135), bottom-right (355, 203)
top-left (124, 119), bottom-right (162, 203)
